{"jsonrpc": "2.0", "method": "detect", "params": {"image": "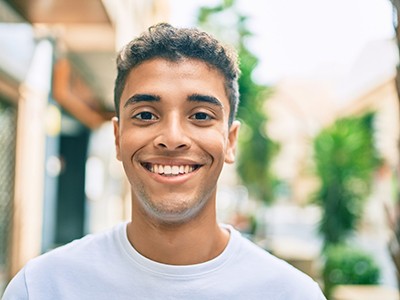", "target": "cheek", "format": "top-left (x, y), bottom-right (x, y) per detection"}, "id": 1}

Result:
top-left (194, 129), bottom-right (229, 160)
top-left (118, 129), bottom-right (149, 158)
